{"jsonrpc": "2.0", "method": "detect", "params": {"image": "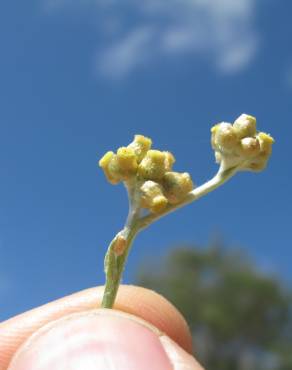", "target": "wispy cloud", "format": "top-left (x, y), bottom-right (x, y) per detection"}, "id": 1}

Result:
top-left (44, 0), bottom-right (259, 79)
top-left (98, 26), bottom-right (156, 79)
